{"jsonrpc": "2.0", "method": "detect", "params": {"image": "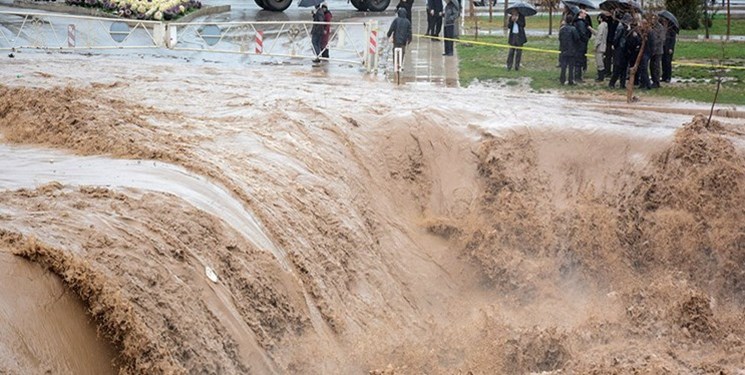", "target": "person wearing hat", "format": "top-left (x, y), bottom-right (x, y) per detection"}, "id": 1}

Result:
top-left (506, 9), bottom-right (527, 71)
